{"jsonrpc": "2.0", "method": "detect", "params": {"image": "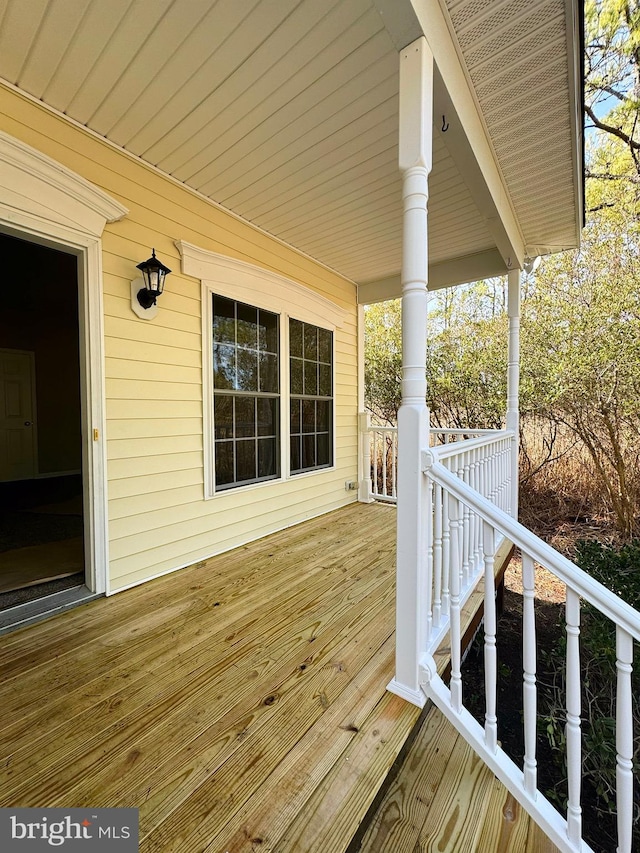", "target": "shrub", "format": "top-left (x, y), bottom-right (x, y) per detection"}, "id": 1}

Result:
top-left (541, 540), bottom-right (640, 850)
